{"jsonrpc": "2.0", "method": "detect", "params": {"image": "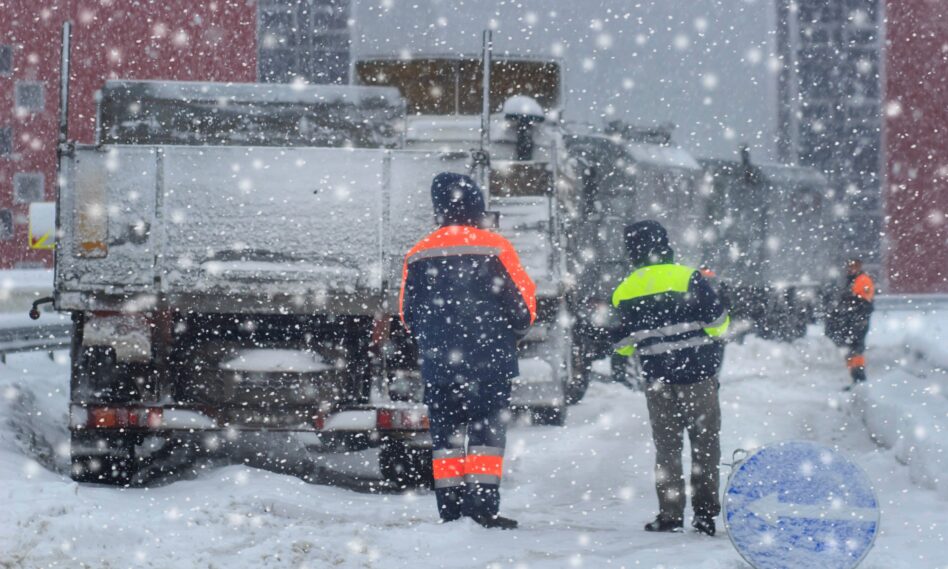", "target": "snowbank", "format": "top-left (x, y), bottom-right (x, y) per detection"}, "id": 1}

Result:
top-left (855, 301), bottom-right (948, 499)
top-left (0, 269), bottom-right (54, 312)
top-left (852, 371), bottom-right (947, 499)
top-left (0, 269), bottom-right (53, 291)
